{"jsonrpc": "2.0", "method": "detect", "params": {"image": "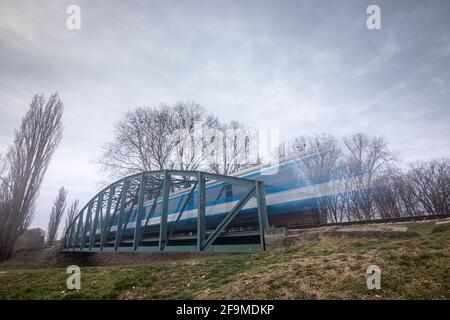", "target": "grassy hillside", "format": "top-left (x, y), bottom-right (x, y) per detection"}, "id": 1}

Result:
top-left (0, 220), bottom-right (448, 299)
